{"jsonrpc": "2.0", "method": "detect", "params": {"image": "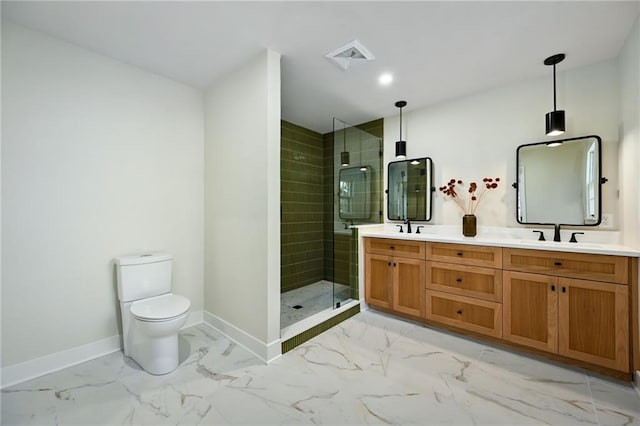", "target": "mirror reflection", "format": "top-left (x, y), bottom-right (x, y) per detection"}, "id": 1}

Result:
top-left (516, 135), bottom-right (602, 226)
top-left (388, 157), bottom-right (433, 221)
top-left (339, 166), bottom-right (372, 220)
